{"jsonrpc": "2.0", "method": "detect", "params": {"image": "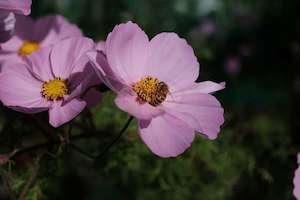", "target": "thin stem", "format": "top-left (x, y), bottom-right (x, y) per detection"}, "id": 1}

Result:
top-left (68, 143), bottom-right (96, 160)
top-left (17, 154), bottom-right (43, 200)
top-left (95, 116), bottom-right (134, 160)
top-left (1, 170), bottom-right (16, 200)
top-left (10, 133), bottom-right (96, 160)
top-left (9, 117), bottom-right (134, 161)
